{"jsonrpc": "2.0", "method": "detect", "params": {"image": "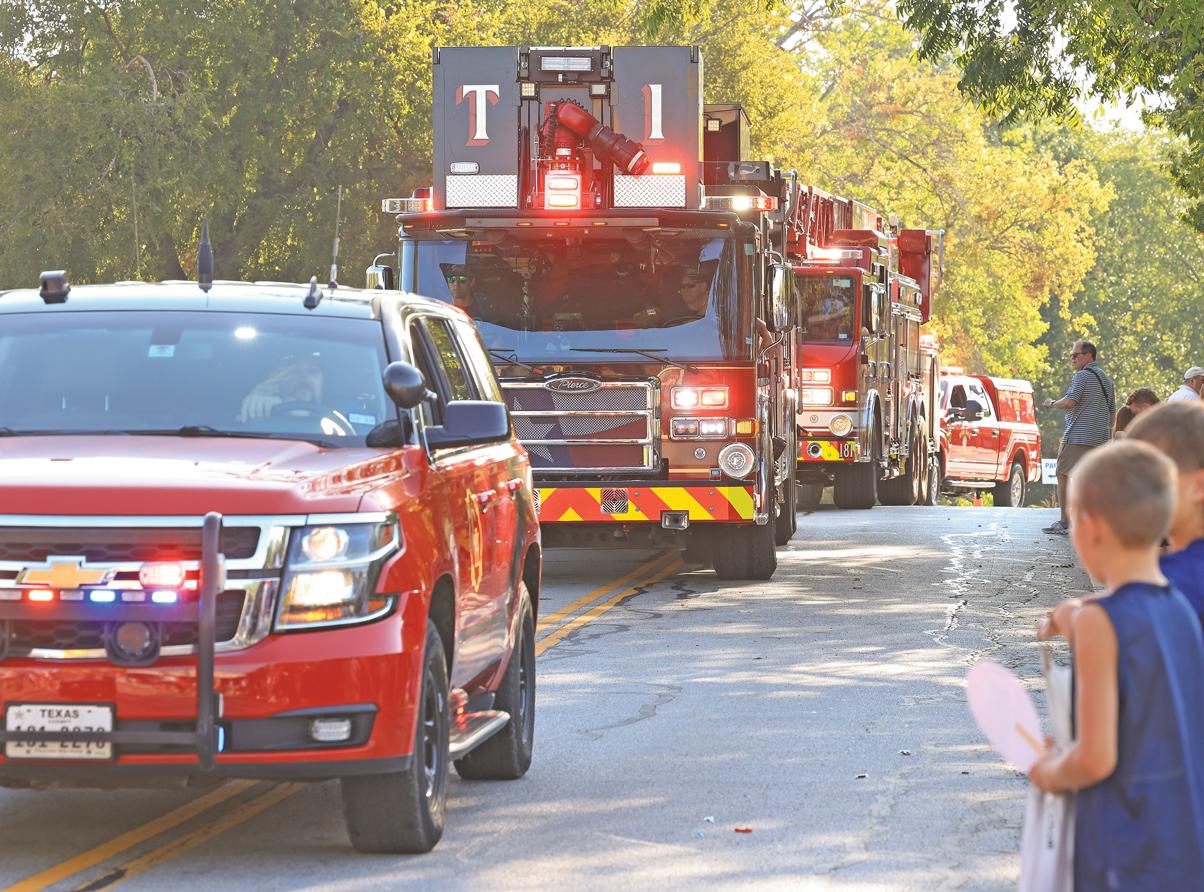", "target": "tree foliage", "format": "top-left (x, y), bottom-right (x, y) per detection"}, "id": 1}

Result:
top-left (898, 0), bottom-right (1204, 232)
